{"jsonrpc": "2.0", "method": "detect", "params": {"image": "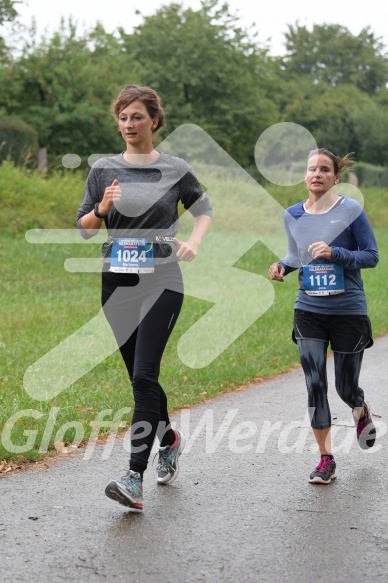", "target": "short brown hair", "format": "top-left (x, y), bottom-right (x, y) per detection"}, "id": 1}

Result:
top-left (110, 85), bottom-right (165, 132)
top-left (307, 148), bottom-right (355, 175)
